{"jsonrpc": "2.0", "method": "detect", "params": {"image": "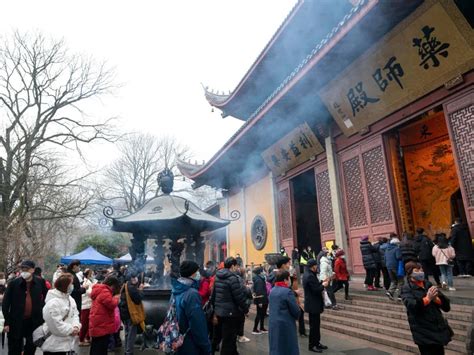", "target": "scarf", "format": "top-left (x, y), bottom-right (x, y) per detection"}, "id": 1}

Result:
top-left (274, 281), bottom-right (288, 288)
